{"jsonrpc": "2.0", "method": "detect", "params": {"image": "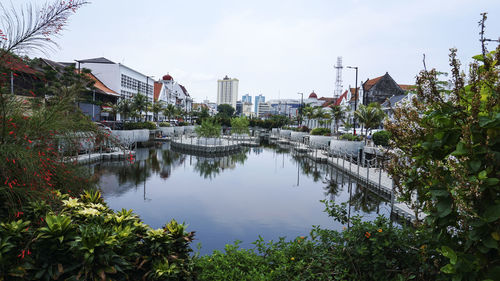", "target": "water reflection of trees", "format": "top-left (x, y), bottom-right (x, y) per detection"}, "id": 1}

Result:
top-left (193, 151), bottom-right (248, 179)
top-left (291, 153), bottom-right (385, 213)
